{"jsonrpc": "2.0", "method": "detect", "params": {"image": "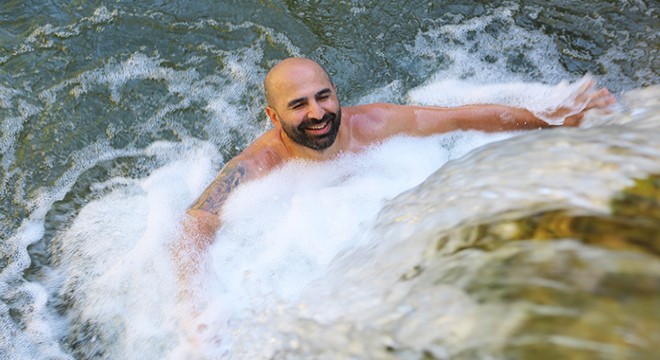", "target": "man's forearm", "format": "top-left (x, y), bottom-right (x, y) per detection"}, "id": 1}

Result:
top-left (172, 210), bottom-right (219, 291)
top-left (460, 105), bottom-right (553, 131)
top-left (415, 104), bottom-right (552, 135)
